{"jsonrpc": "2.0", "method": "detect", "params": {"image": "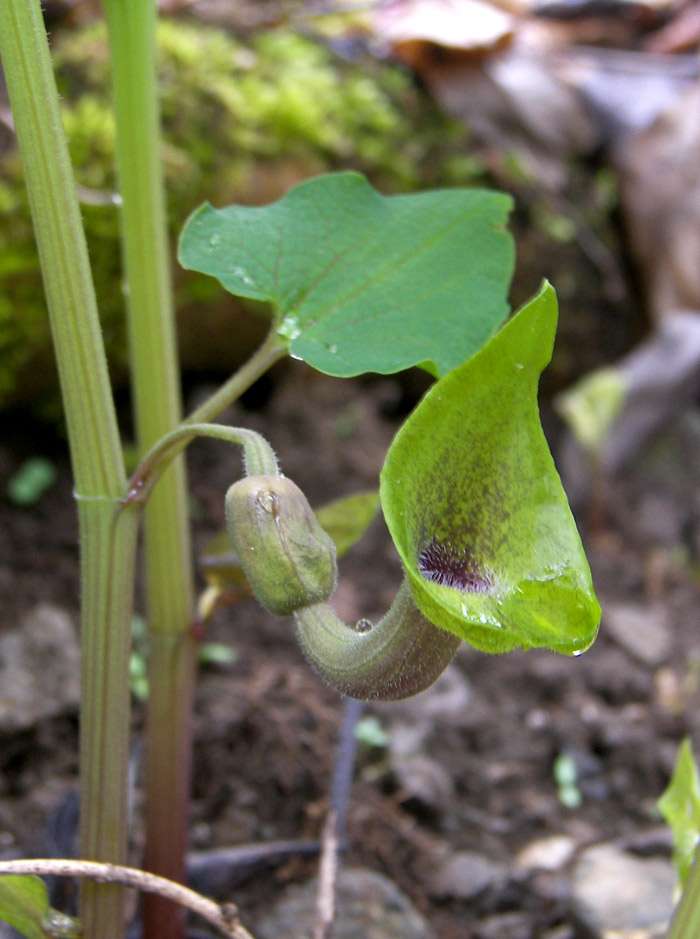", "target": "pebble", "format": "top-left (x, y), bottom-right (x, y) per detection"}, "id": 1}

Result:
top-left (375, 663), bottom-right (471, 723)
top-left (427, 849), bottom-right (508, 900)
top-left (376, 664), bottom-right (472, 813)
top-left (390, 751), bottom-right (455, 812)
top-left (474, 911), bottom-right (531, 939)
top-left (602, 601), bottom-right (671, 667)
top-left (515, 834), bottom-right (576, 872)
top-left (572, 843), bottom-right (675, 936)
top-left (0, 605), bottom-right (80, 734)
top-left (255, 866), bottom-right (436, 939)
